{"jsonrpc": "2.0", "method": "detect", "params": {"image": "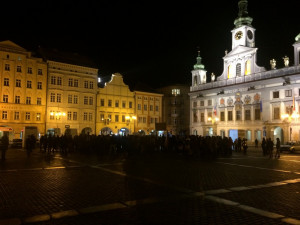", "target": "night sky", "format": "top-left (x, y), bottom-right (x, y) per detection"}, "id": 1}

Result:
top-left (2, 1), bottom-right (299, 89)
